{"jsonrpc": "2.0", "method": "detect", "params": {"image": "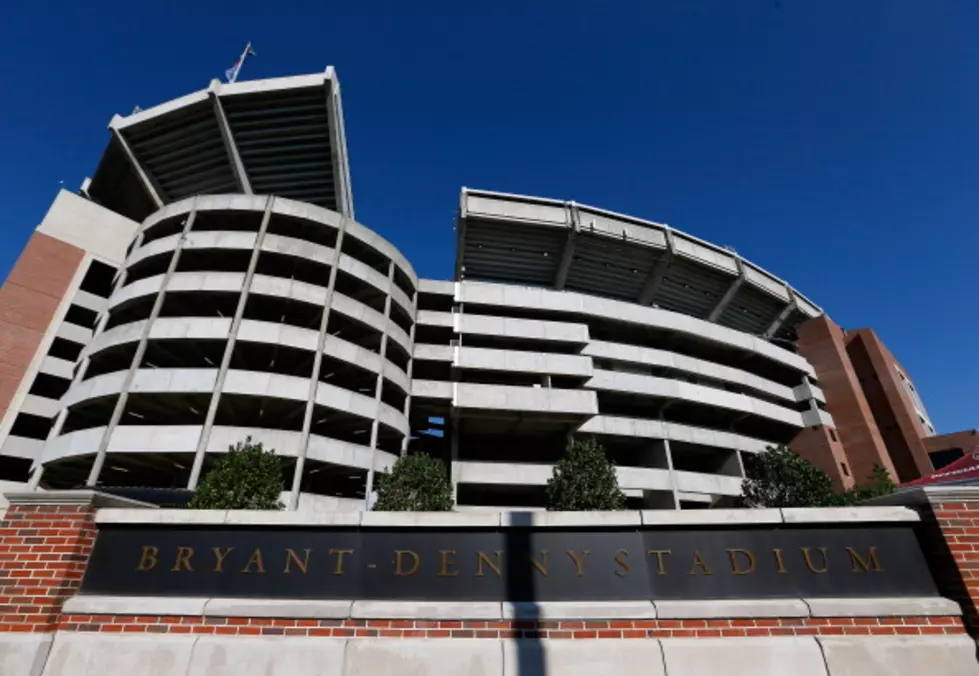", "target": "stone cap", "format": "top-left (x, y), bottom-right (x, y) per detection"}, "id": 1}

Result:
top-left (4, 490), bottom-right (157, 509)
top-left (94, 505), bottom-right (918, 528)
